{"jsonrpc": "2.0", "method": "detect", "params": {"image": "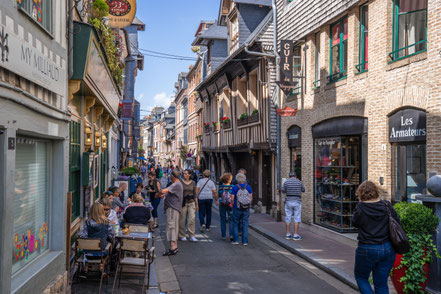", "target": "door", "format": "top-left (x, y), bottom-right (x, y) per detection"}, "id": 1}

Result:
top-left (262, 155), bottom-right (272, 213)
